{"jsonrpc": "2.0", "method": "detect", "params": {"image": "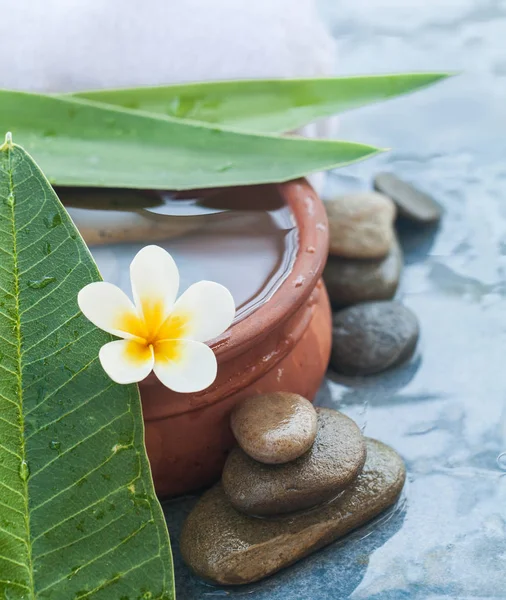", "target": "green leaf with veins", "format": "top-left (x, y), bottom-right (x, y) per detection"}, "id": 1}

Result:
top-left (72, 73), bottom-right (452, 134)
top-left (0, 90), bottom-right (380, 190)
top-left (0, 135), bottom-right (174, 599)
